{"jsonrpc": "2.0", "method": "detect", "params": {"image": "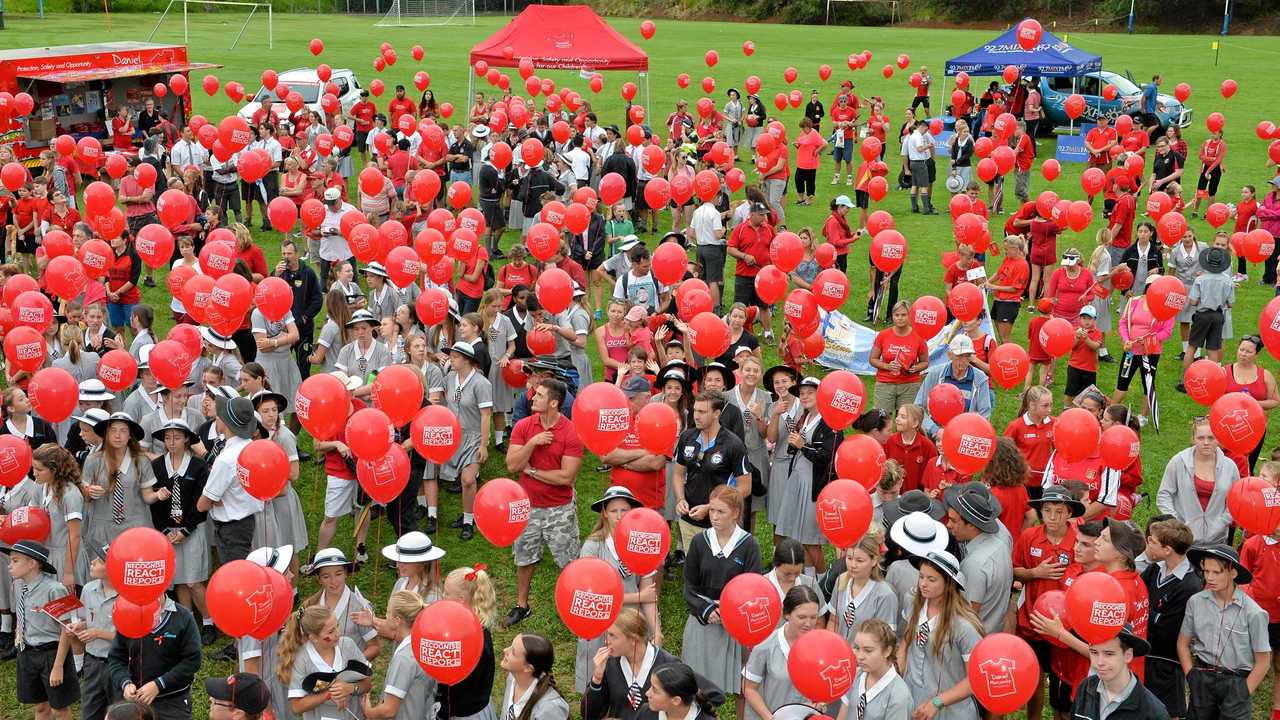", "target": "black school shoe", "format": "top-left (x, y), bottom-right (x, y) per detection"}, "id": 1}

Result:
top-left (201, 624), bottom-right (219, 646)
top-left (424, 515), bottom-right (438, 535)
top-left (461, 523), bottom-right (475, 541)
top-left (503, 605), bottom-right (532, 628)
